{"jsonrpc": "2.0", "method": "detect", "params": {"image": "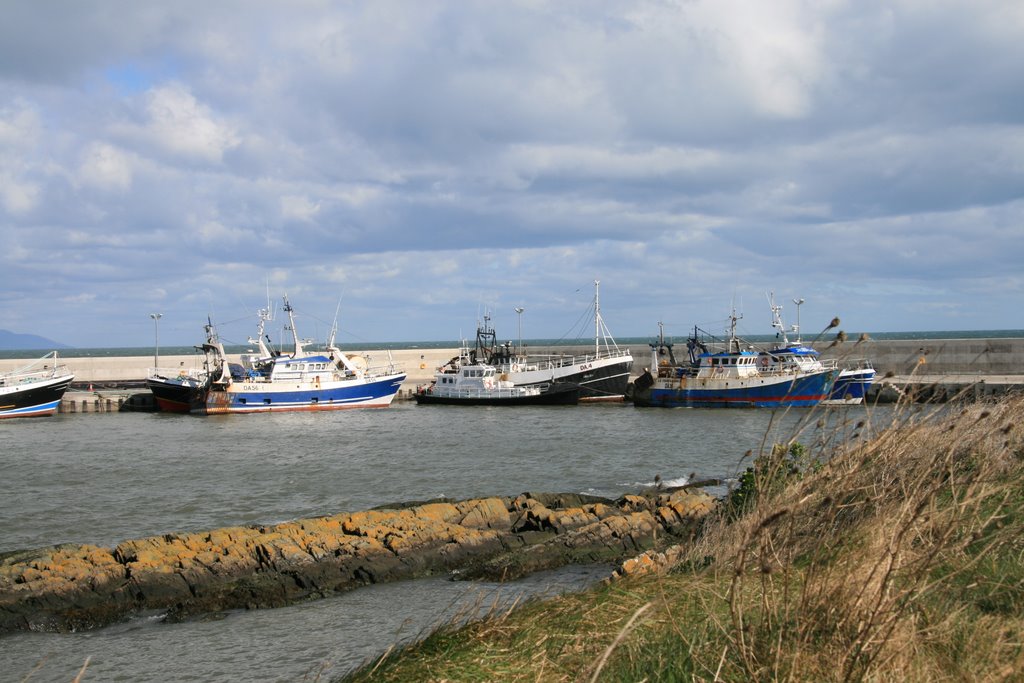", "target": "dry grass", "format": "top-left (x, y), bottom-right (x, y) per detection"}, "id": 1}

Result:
top-left (341, 395), bottom-right (1024, 682)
